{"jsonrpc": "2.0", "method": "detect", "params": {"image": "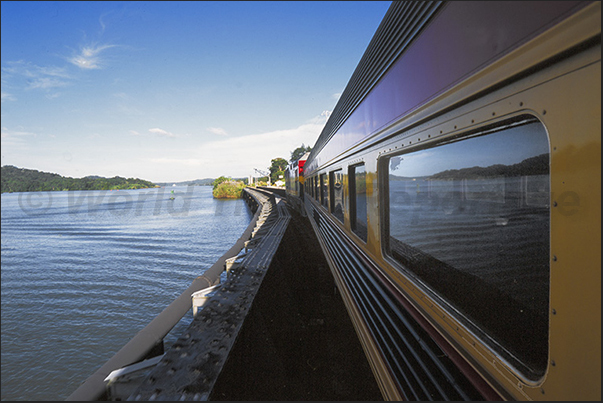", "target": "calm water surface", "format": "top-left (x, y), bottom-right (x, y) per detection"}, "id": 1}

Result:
top-left (1, 186), bottom-right (252, 401)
